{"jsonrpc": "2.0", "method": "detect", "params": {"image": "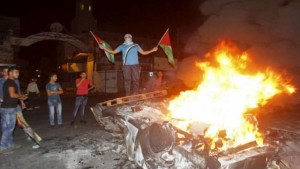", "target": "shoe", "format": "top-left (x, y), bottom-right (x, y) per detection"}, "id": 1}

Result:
top-left (34, 106), bottom-right (40, 109)
top-left (0, 144), bottom-right (21, 154)
top-left (80, 120), bottom-right (87, 124)
top-left (58, 124), bottom-right (64, 128)
top-left (70, 121), bottom-right (74, 126)
top-left (0, 147), bottom-right (14, 154)
top-left (49, 125), bottom-right (55, 128)
top-left (26, 136), bottom-right (32, 141)
top-left (11, 144), bottom-right (21, 149)
top-left (32, 144), bottom-right (40, 149)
